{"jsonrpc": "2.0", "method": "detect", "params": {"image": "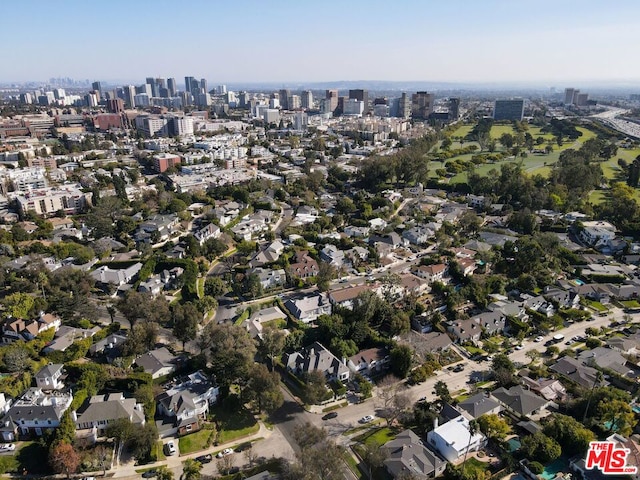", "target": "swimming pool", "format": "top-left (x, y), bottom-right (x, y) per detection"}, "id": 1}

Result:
top-left (540, 458), bottom-right (568, 480)
top-left (507, 437), bottom-right (521, 452)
